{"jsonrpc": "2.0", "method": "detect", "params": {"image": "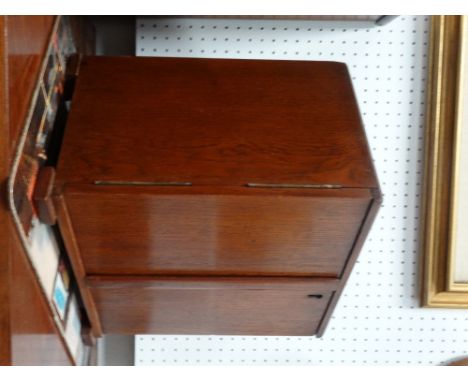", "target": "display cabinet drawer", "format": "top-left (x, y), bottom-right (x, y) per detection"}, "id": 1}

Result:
top-left (87, 276), bottom-right (339, 335)
top-left (60, 185), bottom-right (372, 278)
